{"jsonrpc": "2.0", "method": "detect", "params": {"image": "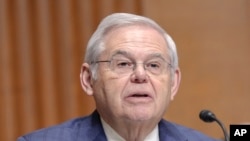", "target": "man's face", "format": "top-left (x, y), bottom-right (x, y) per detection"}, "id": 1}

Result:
top-left (81, 25), bottom-right (180, 123)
